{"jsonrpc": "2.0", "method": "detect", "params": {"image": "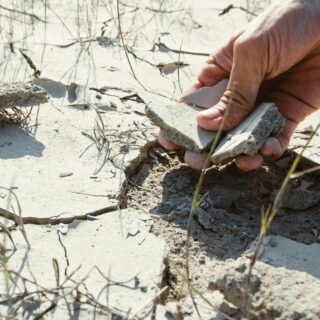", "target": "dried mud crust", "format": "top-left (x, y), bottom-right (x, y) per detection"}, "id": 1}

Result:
top-left (125, 147), bottom-right (320, 301)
